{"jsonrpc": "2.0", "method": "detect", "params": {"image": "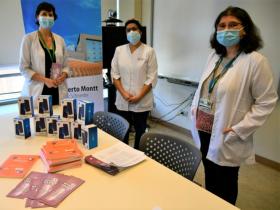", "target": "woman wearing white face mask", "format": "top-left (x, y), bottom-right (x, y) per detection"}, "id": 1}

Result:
top-left (111, 19), bottom-right (158, 149)
top-left (191, 7), bottom-right (278, 205)
top-left (19, 1), bottom-right (69, 105)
